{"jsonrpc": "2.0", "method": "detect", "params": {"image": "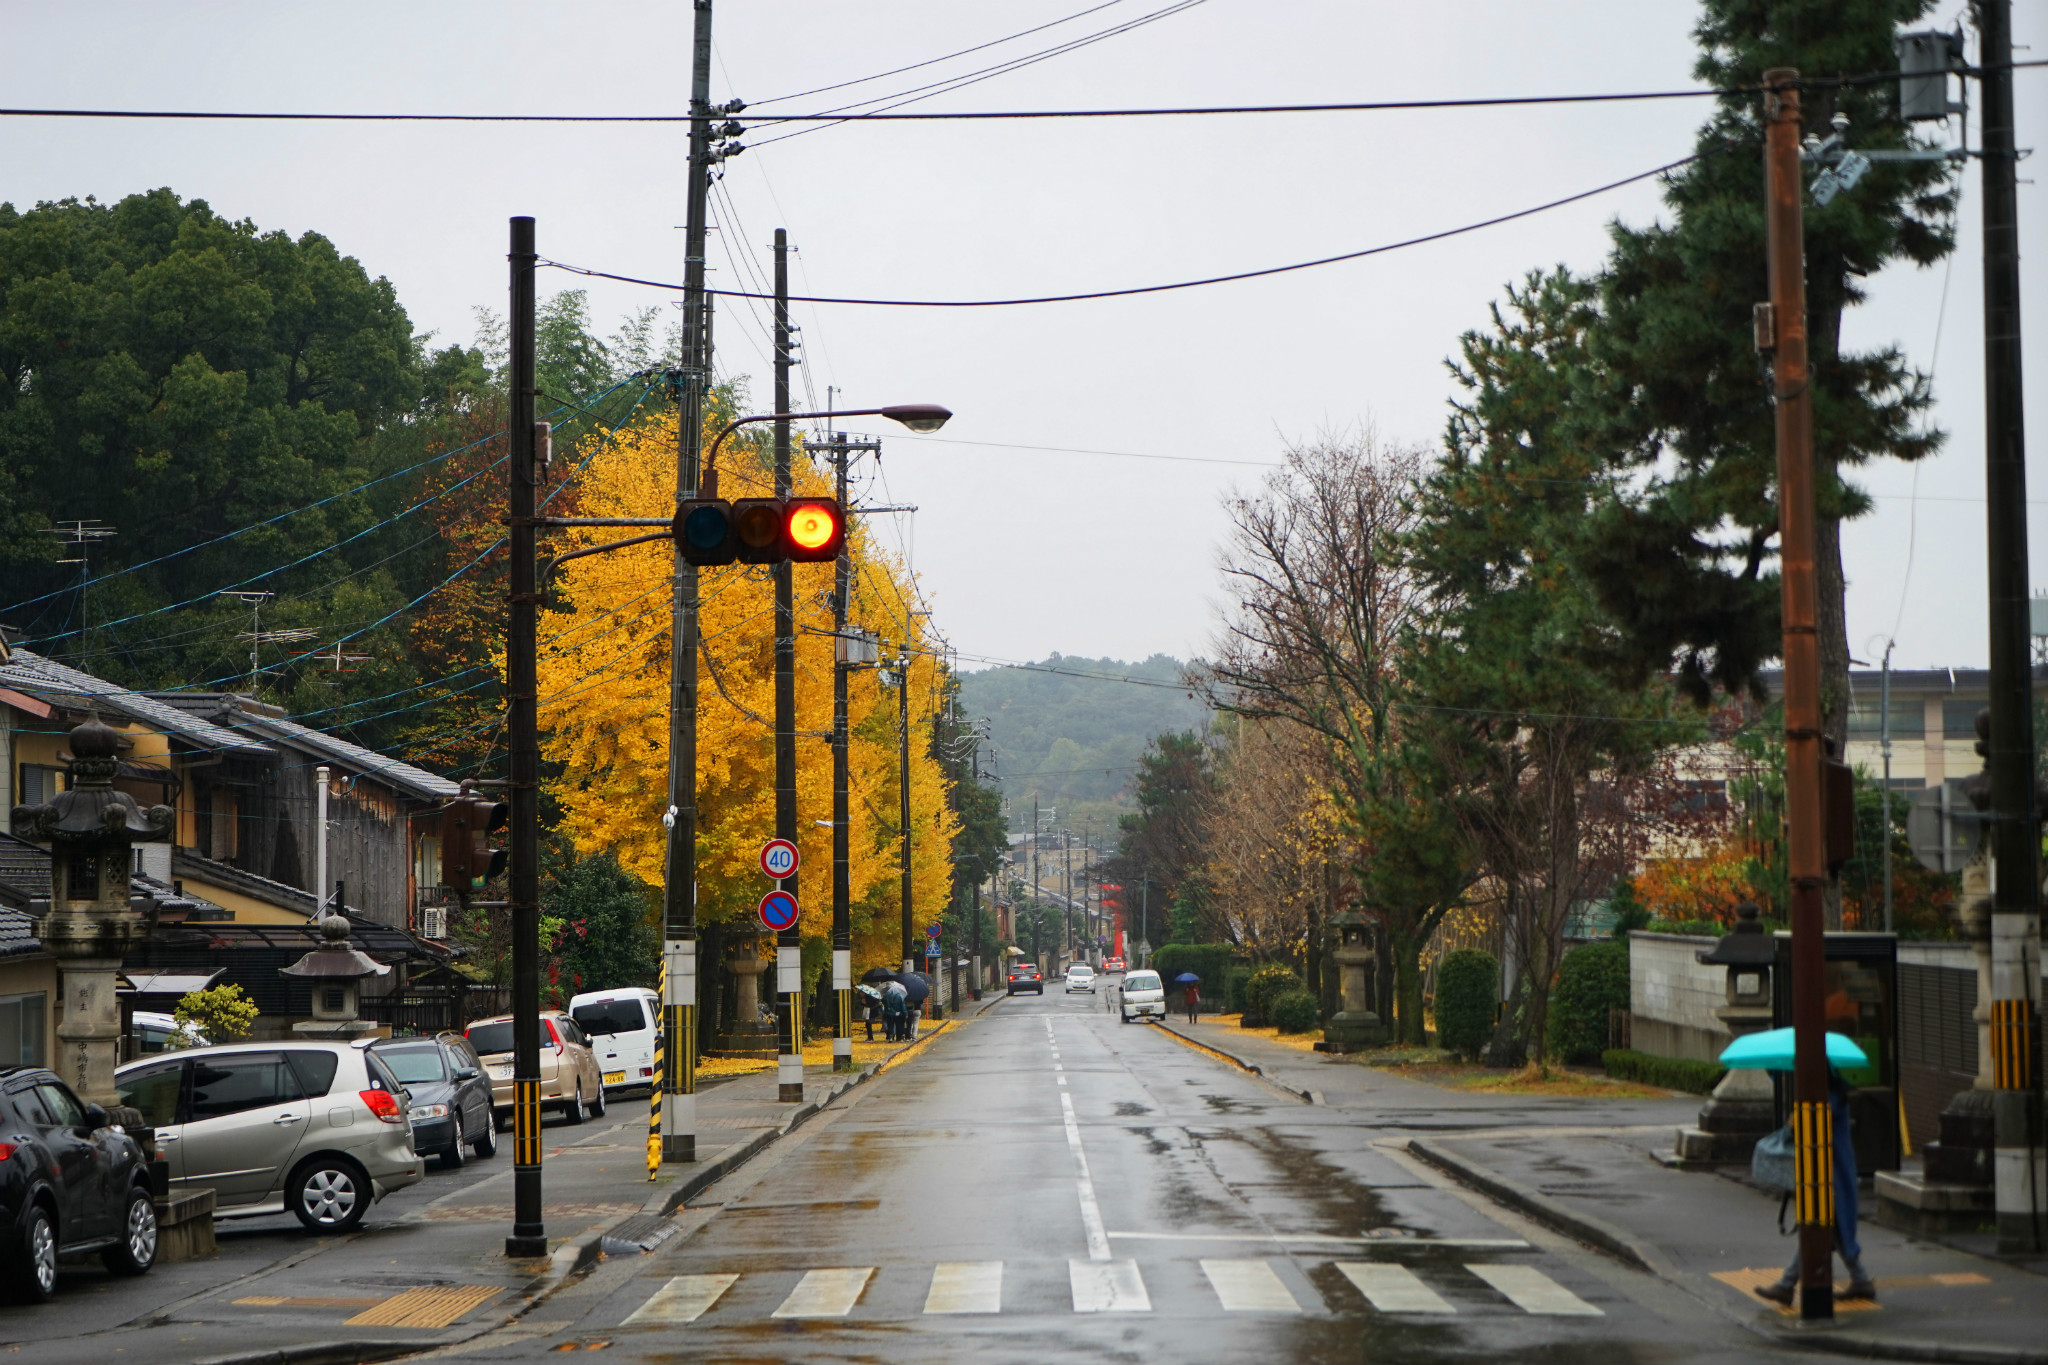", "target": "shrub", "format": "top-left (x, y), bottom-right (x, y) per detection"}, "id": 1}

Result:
top-left (1603, 1048), bottom-right (1725, 1094)
top-left (1151, 944), bottom-right (1237, 1009)
top-left (1269, 988), bottom-right (1322, 1034)
top-left (1433, 949), bottom-right (1498, 1059)
top-left (174, 984), bottom-right (257, 1045)
top-left (1243, 964), bottom-right (1303, 1026)
top-left (1546, 941), bottom-right (1631, 1064)
top-left (1223, 965), bottom-right (1253, 1014)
